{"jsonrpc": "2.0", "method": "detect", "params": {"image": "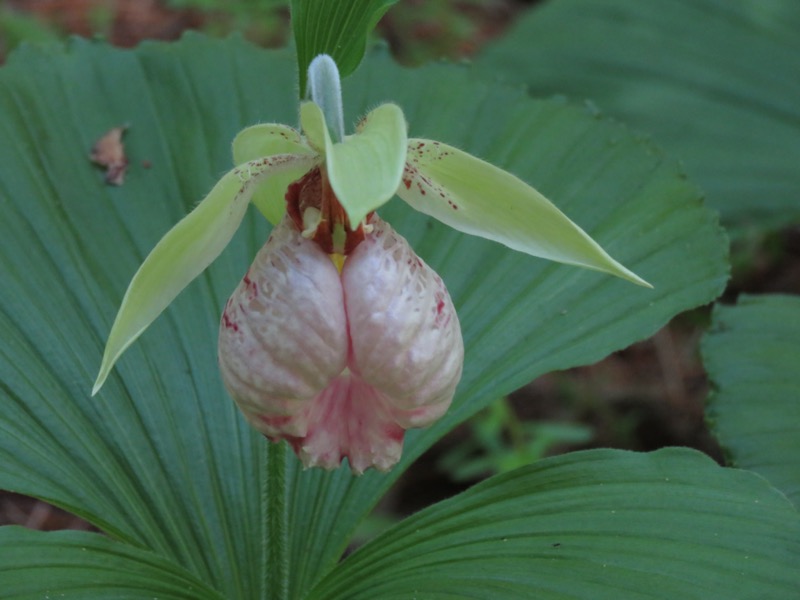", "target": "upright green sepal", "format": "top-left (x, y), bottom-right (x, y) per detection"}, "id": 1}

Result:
top-left (299, 100), bottom-right (407, 226)
top-left (399, 139), bottom-right (651, 287)
top-left (93, 154), bottom-right (316, 395)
